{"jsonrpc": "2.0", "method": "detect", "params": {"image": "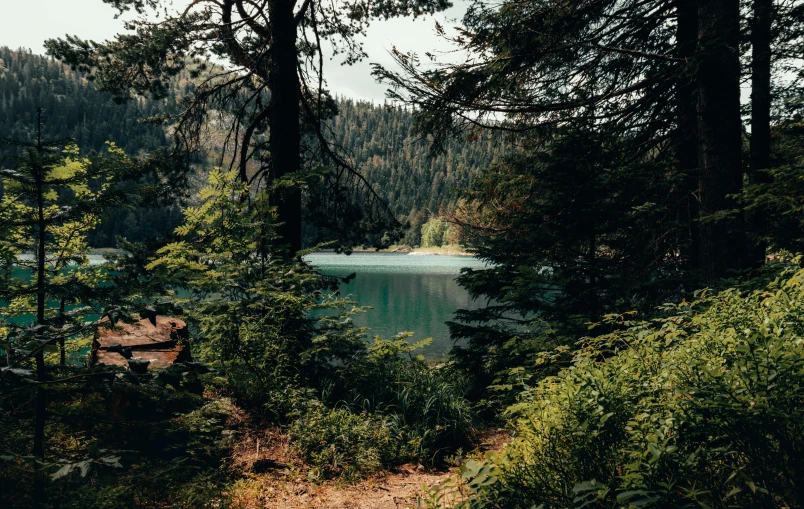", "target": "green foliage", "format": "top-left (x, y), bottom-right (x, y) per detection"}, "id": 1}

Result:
top-left (0, 47), bottom-right (183, 248)
top-left (446, 127), bottom-right (688, 404)
top-left (0, 131), bottom-right (138, 369)
top-left (146, 169), bottom-right (473, 479)
top-left (741, 119), bottom-right (804, 254)
top-left (146, 169), bottom-right (349, 417)
top-left (289, 334), bottom-right (474, 481)
top-left (428, 267), bottom-right (804, 508)
top-left (420, 217), bottom-right (460, 248)
top-left (0, 360), bottom-right (226, 508)
top-left (0, 122), bottom-right (209, 506)
top-left (329, 334), bottom-right (473, 464)
top-left (289, 403), bottom-right (397, 481)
